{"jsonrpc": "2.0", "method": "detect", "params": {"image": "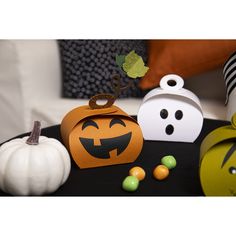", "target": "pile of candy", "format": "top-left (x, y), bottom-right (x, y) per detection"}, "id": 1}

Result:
top-left (122, 155), bottom-right (177, 192)
top-left (153, 155), bottom-right (177, 180)
top-left (122, 166), bottom-right (146, 192)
